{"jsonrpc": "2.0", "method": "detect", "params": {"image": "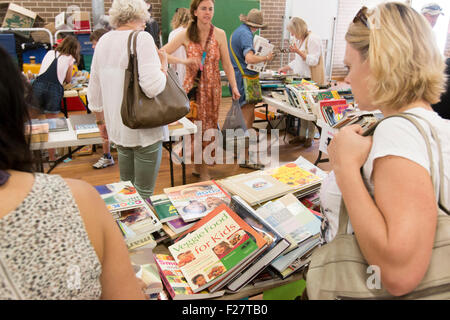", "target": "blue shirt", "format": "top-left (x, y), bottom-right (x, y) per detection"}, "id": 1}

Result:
top-left (229, 24), bottom-right (258, 76)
